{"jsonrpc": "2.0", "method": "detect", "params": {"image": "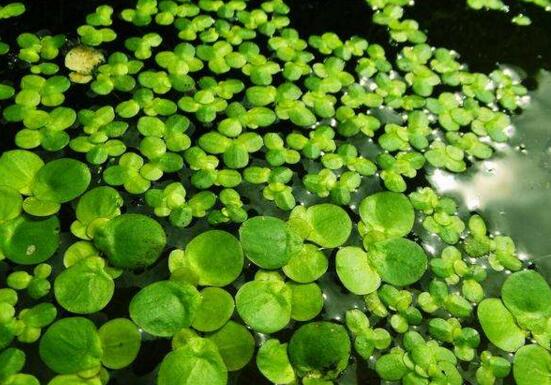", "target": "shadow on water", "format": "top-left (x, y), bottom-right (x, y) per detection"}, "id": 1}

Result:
top-left (287, 0), bottom-right (551, 76)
